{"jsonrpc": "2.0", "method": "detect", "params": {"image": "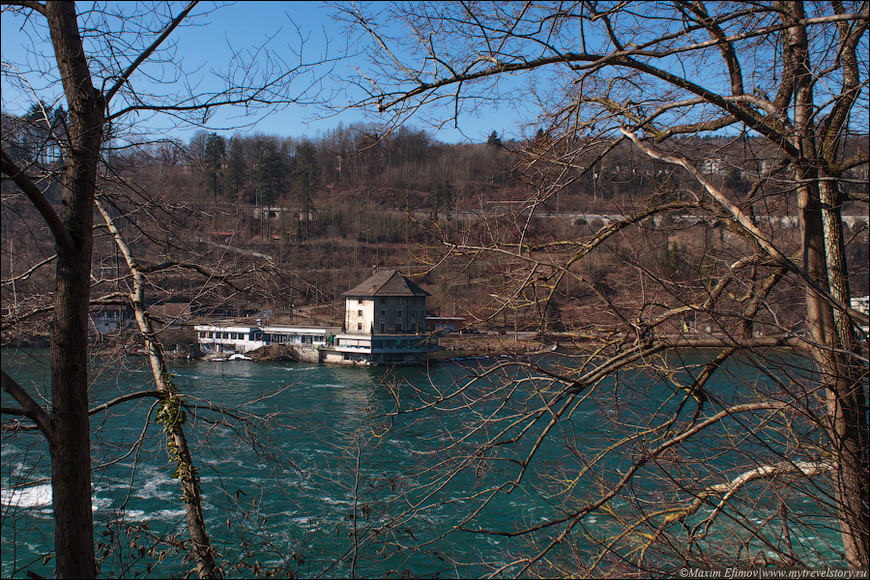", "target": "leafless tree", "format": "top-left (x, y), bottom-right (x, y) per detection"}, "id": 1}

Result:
top-left (335, 1), bottom-right (869, 574)
top-left (1, 1), bottom-right (321, 577)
